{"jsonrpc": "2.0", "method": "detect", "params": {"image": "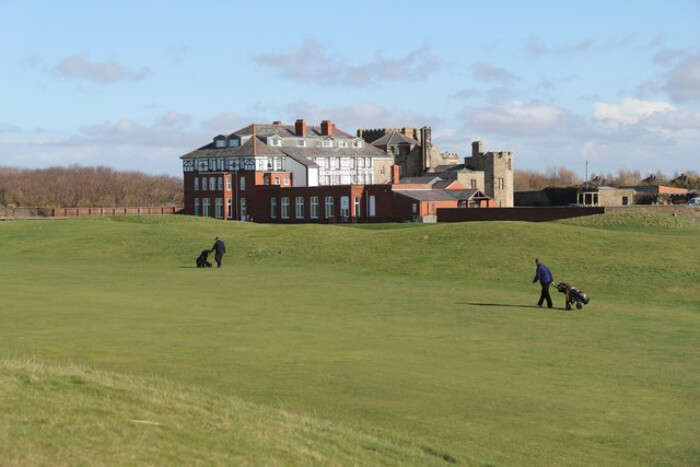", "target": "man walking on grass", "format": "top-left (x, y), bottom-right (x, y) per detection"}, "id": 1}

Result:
top-left (532, 258), bottom-right (553, 309)
top-left (210, 237), bottom-right (226, 268)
